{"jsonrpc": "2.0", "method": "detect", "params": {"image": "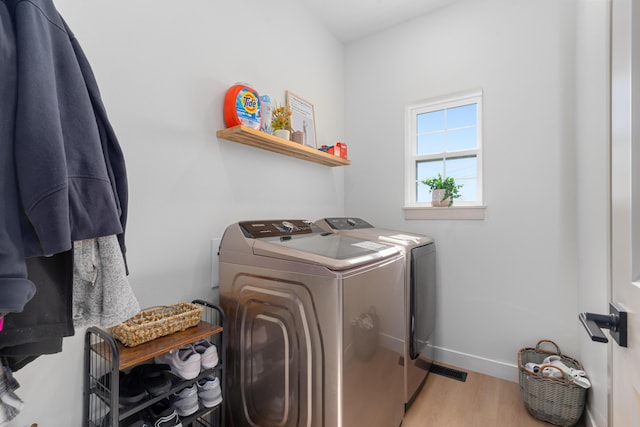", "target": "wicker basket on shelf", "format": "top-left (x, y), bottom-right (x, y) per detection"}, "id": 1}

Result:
top-left (112, 302), bottom-right (203, 347)
top-left (517, 339), bottom-right (587, 427)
